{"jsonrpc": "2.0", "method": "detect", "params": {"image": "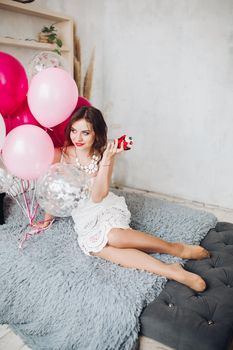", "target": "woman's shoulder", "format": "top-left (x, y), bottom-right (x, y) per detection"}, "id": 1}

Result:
top-left (53, 147), bottom-right (62, 163)
top-left (62, 145), bottom-right (76, 158)
top-left (53, 146), bottom-right (73, 160)
top-left (55, 145), bottom-right (76, 164)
